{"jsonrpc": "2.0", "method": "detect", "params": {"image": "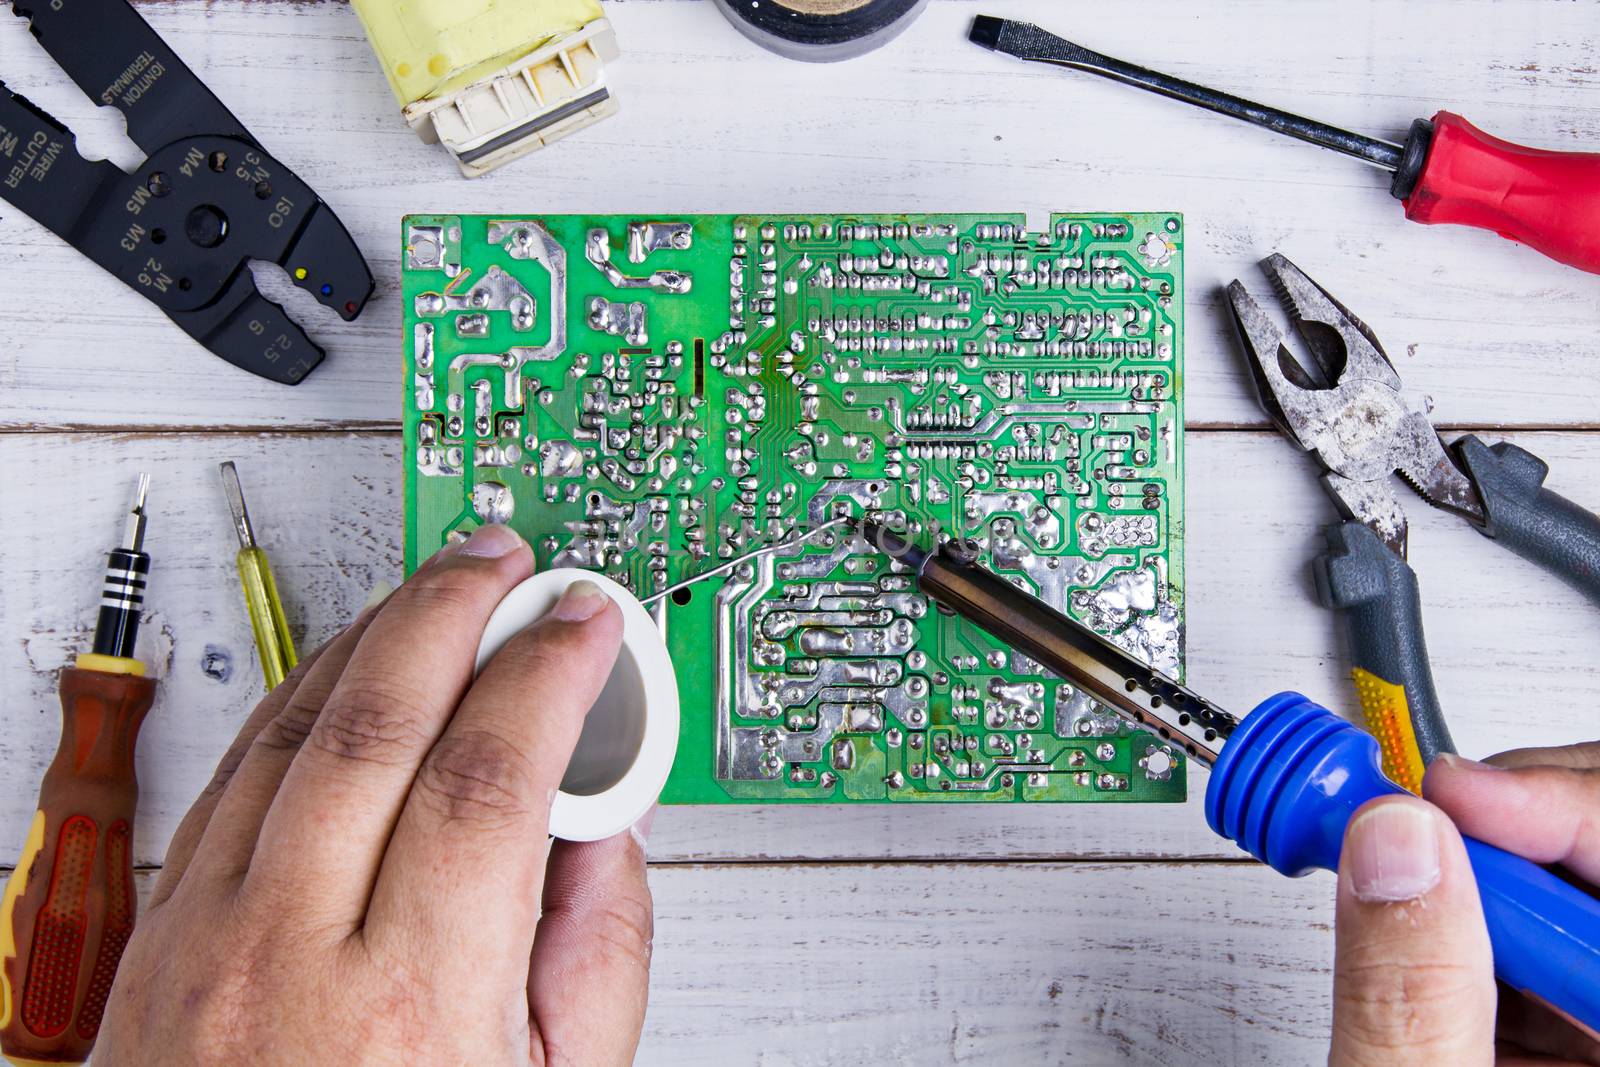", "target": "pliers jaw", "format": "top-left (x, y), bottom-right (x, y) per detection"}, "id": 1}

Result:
top-left (1225, 254), bottom-right (1486, 558)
